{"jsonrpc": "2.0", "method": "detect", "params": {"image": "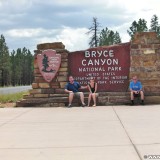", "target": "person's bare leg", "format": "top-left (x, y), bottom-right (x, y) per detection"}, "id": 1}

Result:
top-left (131, 91), bottom-right (134, 100)
top-left (130, 91), bottom-right (134, 105)
top-left (69, 92), bottom-right (74, 104)
top-left (88, 93), bottom-right (92, 106)
top-left (140, 91), bottom-right (144, 104)
top-left (79, 92), bottom-right (85, 104)
top-left (140, 91), bottom-right (144, 100)
top-left (92, 93), bottom-right (96, 106)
